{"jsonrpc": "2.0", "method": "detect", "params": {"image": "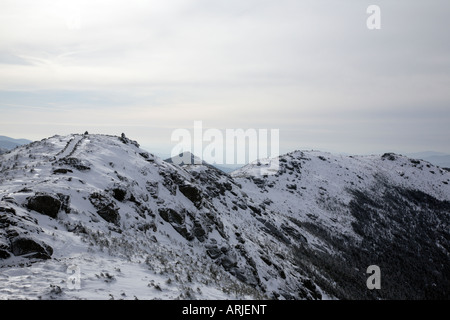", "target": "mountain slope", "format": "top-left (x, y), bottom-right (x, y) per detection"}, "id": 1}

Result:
top-left (1, 135), bottom-right (449, 299)
top-left (0, 134), bottom-right (293, 299)
top-left (231, 151), bottom-right (450, 299)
